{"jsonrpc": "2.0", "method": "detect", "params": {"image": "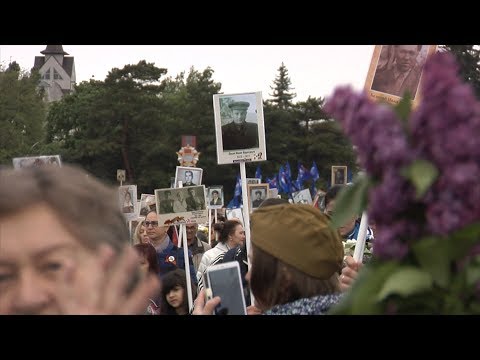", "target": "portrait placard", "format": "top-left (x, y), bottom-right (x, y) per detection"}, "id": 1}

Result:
top-left (226, 207), bottom-right (245, 224)
top-left (174, 166), bottom-right (203, 188)
top-left (313, 189), bottom-right (326, 211)
top-left (12, 155), bottom-right (62, 169)
top-left (213, 92), bottom-right (267, 165)
top-left (155, 185), bottom-right (208, 226)
top-left (139, 194), bottom-right (156, 216)
top-left (247, 183), bottom-right (269, 213)
top-left (292, 188), bottom-right (313, 205)
top-left (119, 185), bottom-right (138, 221)
top-left (331, 166), bottom-right (347, 186)
top-left (364, 45), bottom-right (437, 106)
top-left (208, 186), bottom-right (224, 209)
top-left (268, 188), bottom-right (279, 199)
